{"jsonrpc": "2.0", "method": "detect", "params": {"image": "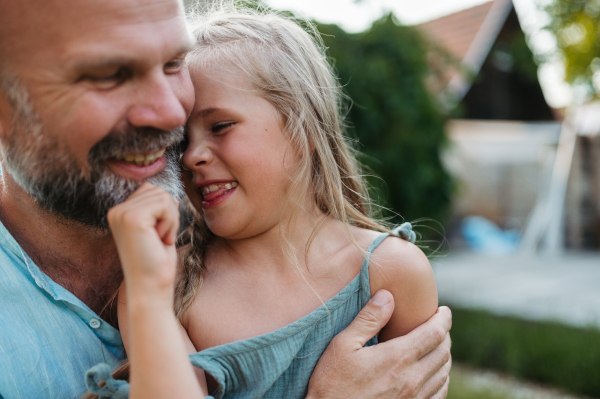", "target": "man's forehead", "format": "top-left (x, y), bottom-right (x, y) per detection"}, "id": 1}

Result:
top-left (0, 0), bottom-right (192, 64)
top-left (2, 0), bottom-right (185, 24)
